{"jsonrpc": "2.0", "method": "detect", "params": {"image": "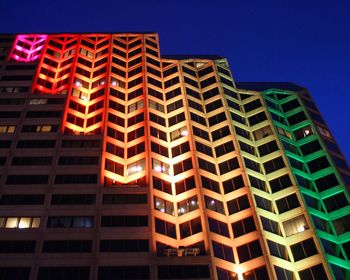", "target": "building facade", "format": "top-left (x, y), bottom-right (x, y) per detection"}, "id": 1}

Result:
top-left (0, 33), bottom-right (349, 280)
